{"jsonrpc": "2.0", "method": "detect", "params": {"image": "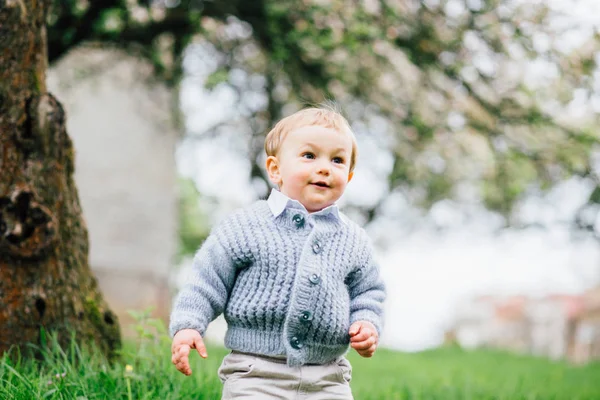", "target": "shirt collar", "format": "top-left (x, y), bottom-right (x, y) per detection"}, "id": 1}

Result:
top-left (267, 189), bottom-right (346, 224)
